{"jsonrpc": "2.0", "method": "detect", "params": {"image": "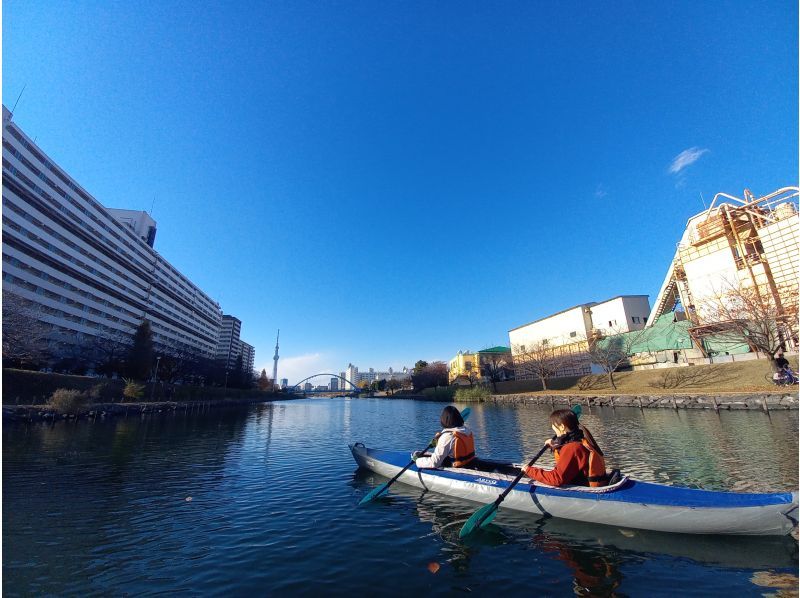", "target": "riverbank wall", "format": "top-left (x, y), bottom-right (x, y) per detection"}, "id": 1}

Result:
top-left (2, 394), bottom-right (303, 423)
top-left (391, 390), bottom-right (798, 410)
top-left (487, 392), bottom-right (798, 411)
